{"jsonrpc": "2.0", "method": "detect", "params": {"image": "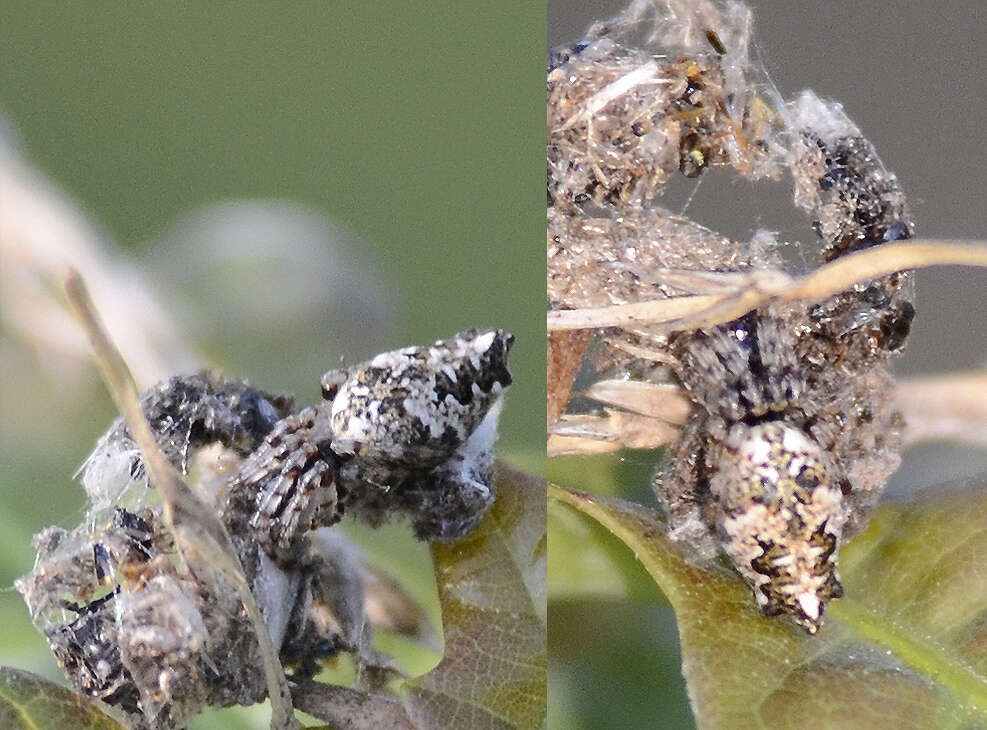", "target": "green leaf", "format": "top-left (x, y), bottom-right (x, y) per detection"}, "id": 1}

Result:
top-left (404, 464), bottom-right (547, 729)
top-left (547, 498), bottom-right (664, 603)
top-left (294, 465), bottom-right (547, 730)
top-left (549, 481), bottom-right (987, 730)
top-left (0, 666), bottom-right (127, 730)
